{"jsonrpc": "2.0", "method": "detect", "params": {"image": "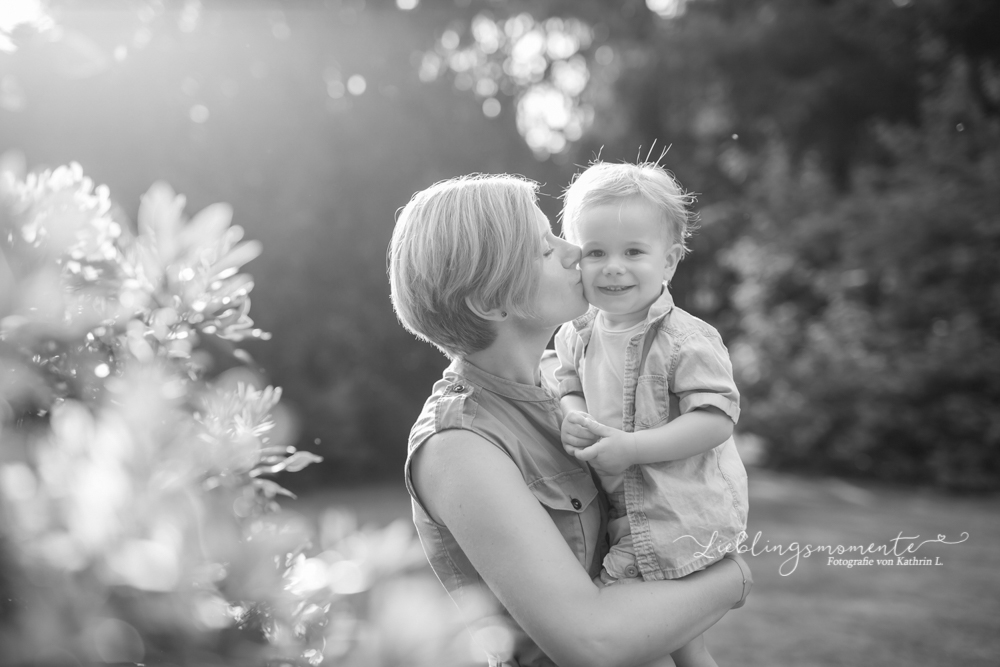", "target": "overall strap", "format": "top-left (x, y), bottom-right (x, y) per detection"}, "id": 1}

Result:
top-left (638, 323), bottom-right (658, 374)
top-left (637, 322), bottom-right (681, 420)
